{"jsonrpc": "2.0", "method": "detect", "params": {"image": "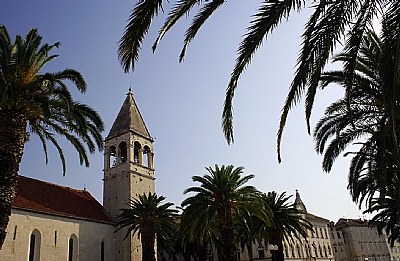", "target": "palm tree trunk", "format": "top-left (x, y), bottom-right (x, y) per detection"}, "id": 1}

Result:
top-left (0, 111), bottom-right (26, 249)
top-left (141, 228), bottom-right (156, 261)
top-left (219, 221), bottom-right (236, 261)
